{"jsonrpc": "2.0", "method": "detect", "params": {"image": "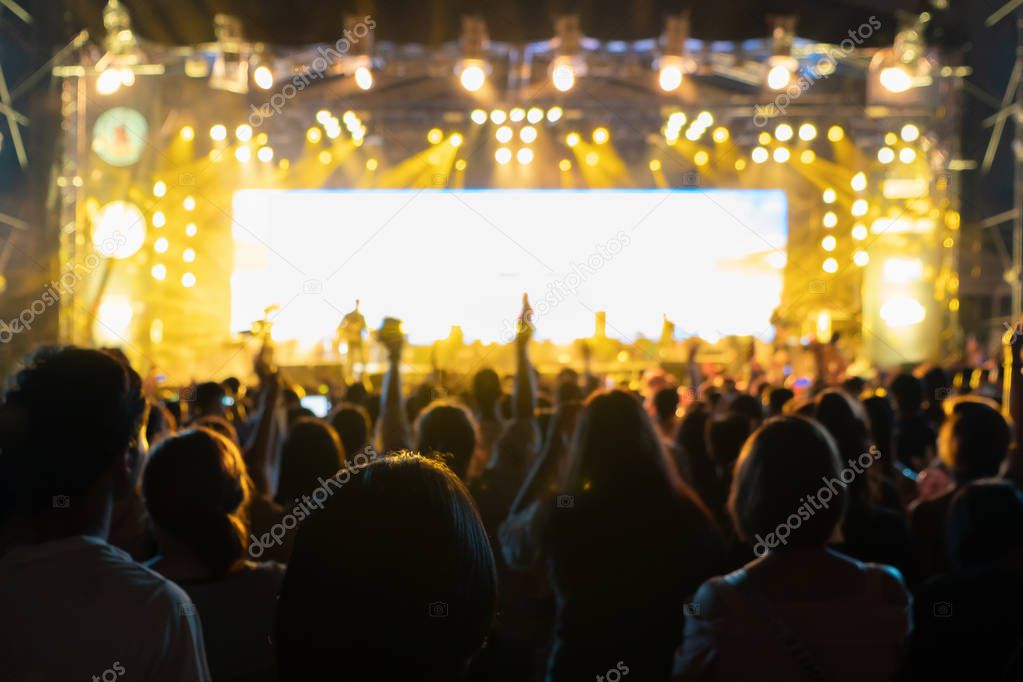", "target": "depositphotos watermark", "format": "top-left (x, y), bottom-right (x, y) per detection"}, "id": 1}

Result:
top-left (753, 16), bottom-right (881, 127)
top-left (752, 446), bottom-right (882, 556)
top-left (248, 446), bottom-right (377, 557)
top-left (596, 661), bottom-right (630, 682)
top-left (248, 16), bottom-right (376, 127)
